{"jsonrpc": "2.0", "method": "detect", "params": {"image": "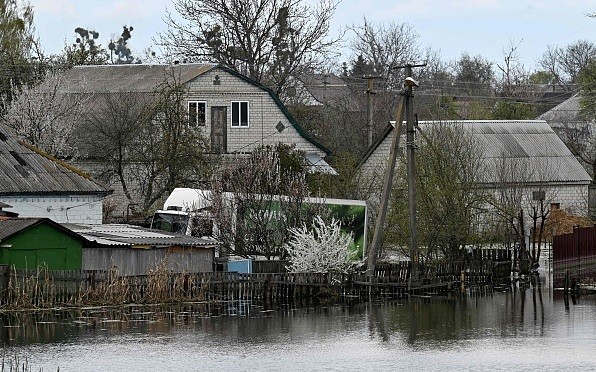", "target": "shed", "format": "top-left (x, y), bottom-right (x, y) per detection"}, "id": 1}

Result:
top-left (0, 124), bottom-right (110, 223)
top-left (0, 218), bottom-right (85, 270)
top-left (64, 223), bottom-right (218, 276)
